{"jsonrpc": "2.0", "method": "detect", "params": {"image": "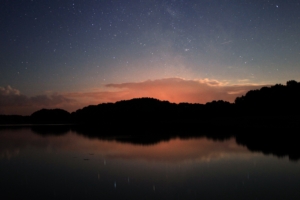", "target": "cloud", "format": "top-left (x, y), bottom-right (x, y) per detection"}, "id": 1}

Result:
top-left (0, 78), bottom-right (265, 115)
top-left (0, 85), bottom-right (20, 96)
top-left (103, 78), bottom-right (263, 103)
top-left (66, 77), bottom-right (265, 105)
top-left (0, 85), bottom-right (76, 115)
